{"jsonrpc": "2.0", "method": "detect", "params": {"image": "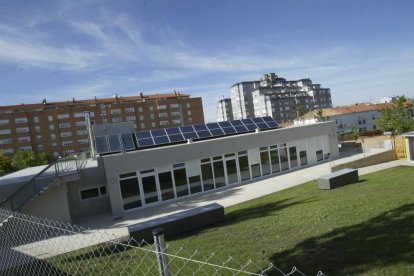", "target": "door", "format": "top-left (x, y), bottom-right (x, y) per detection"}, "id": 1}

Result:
top-left (225, 157), bottom-right (238, 184)
top-left (139, 172), bottom-right (160, 205)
